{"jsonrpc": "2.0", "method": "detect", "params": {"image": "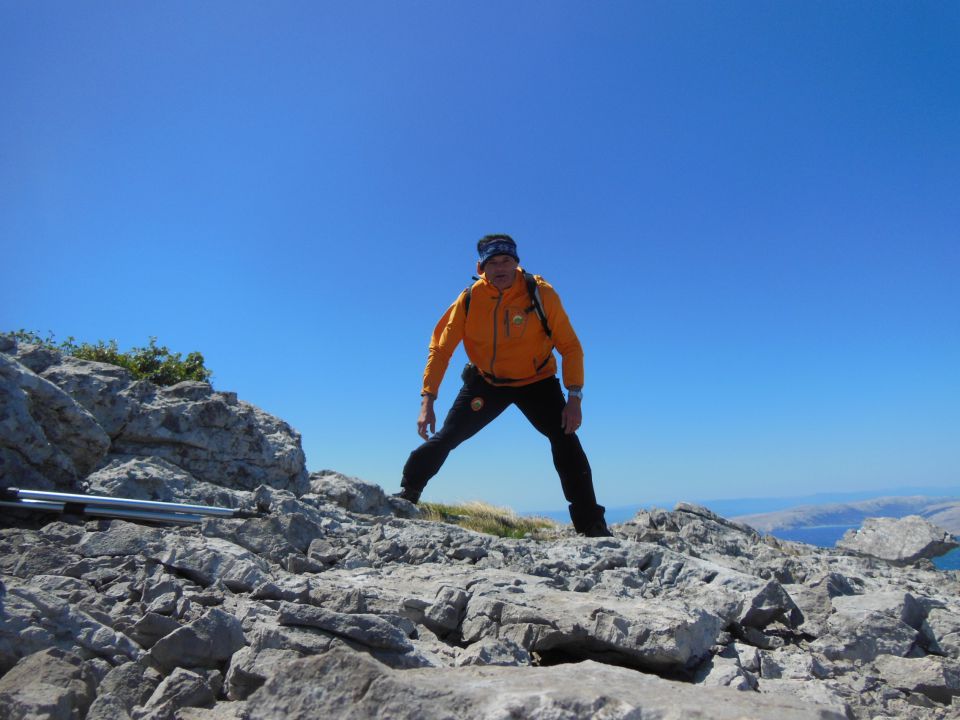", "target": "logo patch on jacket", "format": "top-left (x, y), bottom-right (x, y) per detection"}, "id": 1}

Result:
top-left (470, 397), bottom-right (485, 412)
